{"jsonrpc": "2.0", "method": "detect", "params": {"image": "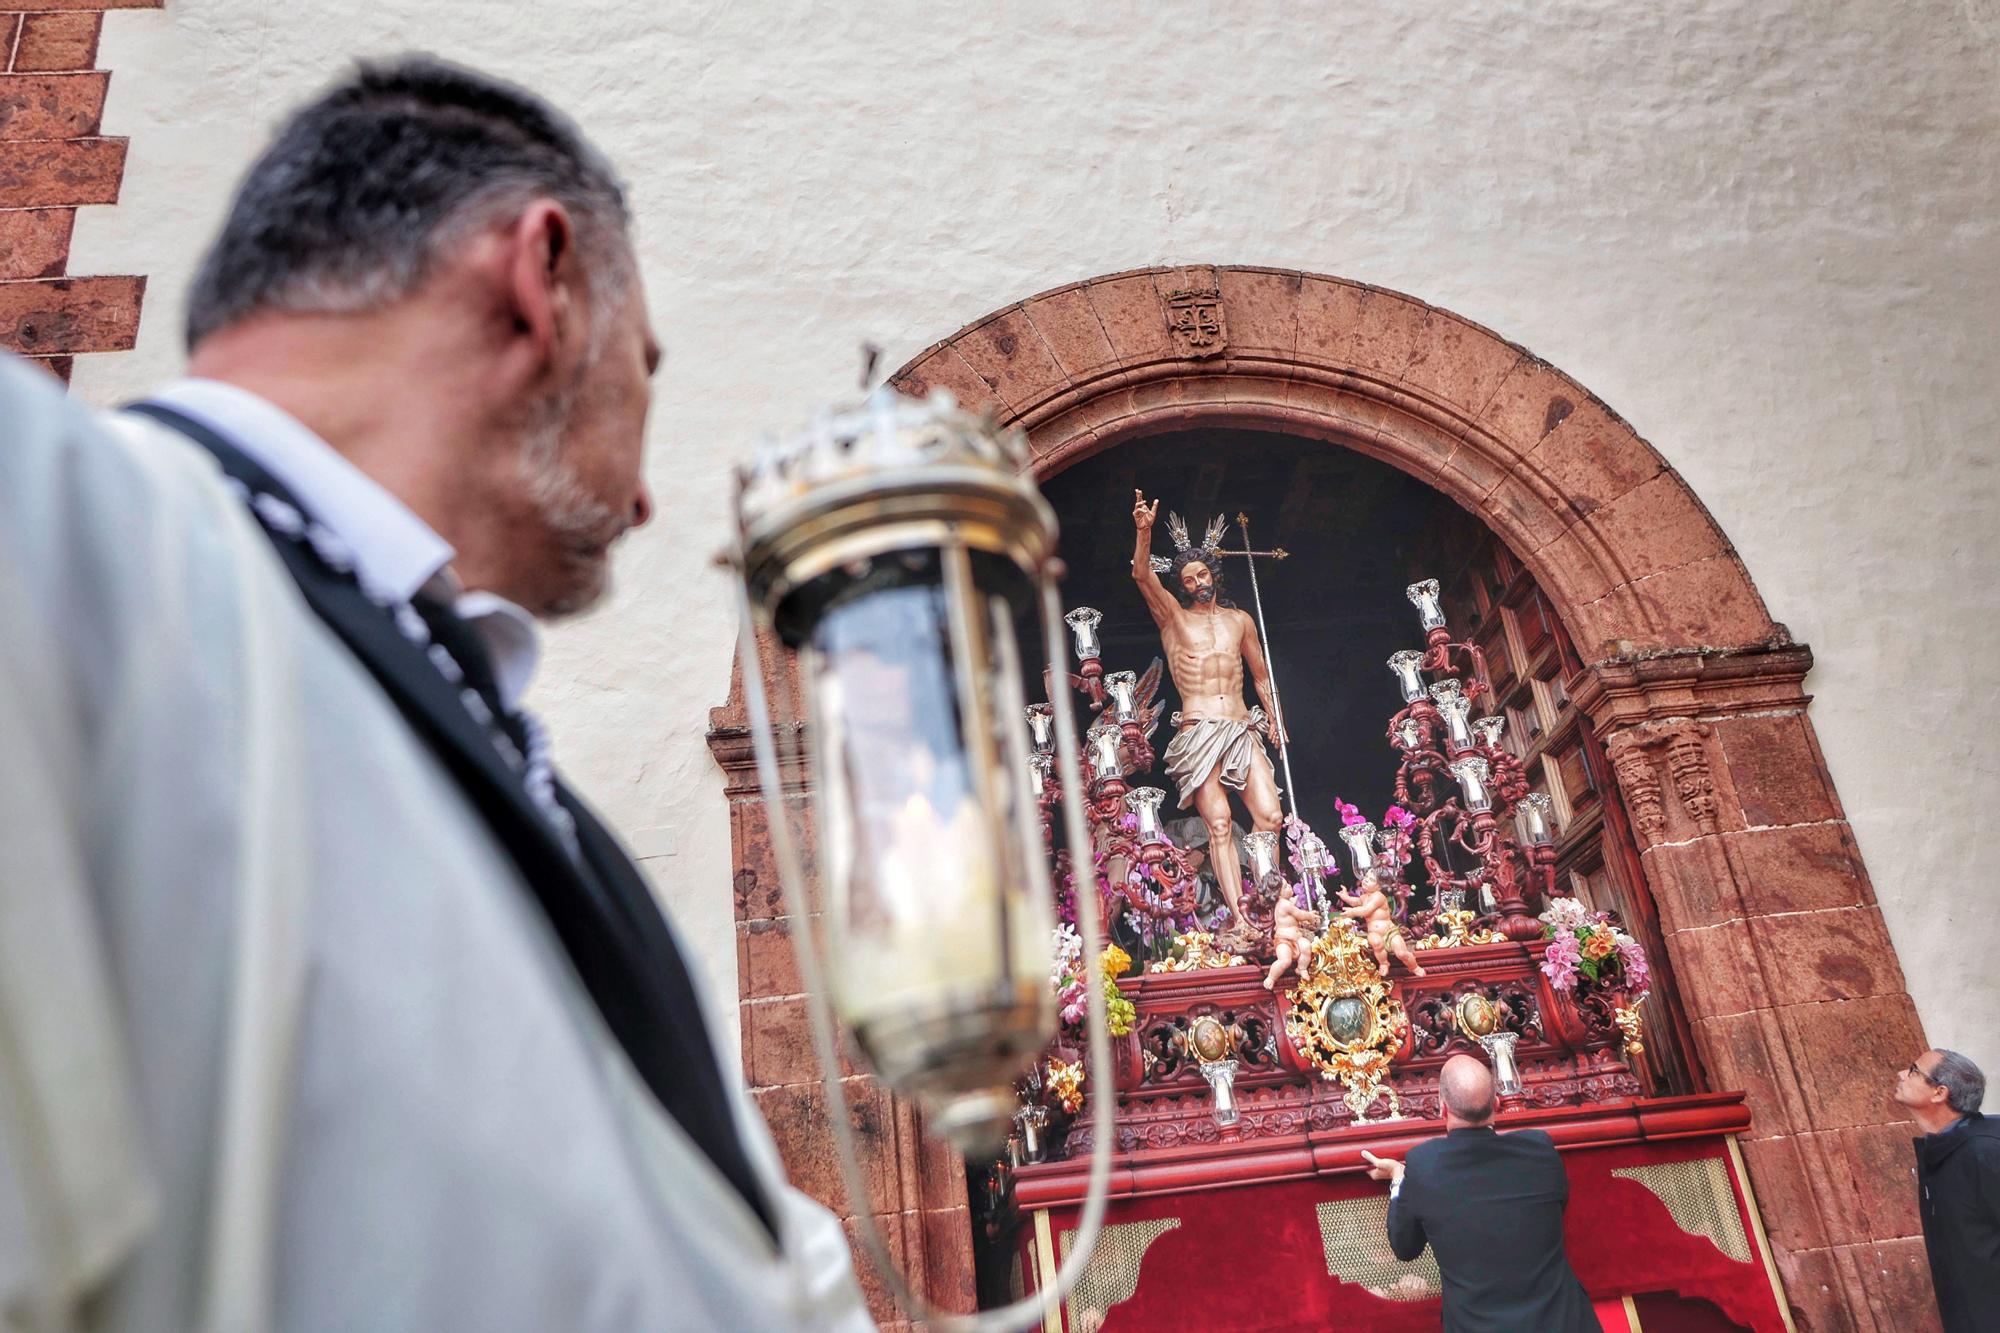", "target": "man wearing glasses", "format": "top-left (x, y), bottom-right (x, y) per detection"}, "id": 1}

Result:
top-left (1895, 1050), bottom-right (1999, 1332)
